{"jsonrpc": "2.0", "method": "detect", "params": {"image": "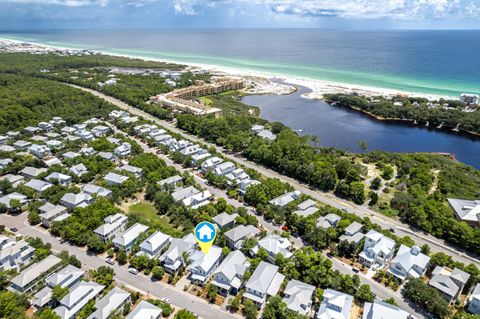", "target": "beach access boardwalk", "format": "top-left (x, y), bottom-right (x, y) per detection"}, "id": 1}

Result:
top-left (69, 84), bottom-right (480, 269)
